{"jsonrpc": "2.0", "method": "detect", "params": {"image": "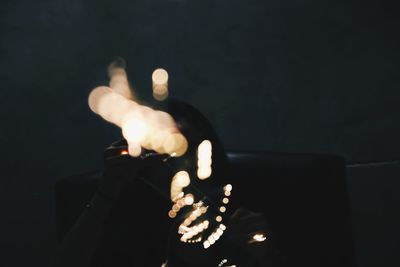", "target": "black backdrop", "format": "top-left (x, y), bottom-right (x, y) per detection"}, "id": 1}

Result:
top-left (0, 0), bottom-right (399, 266)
